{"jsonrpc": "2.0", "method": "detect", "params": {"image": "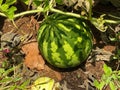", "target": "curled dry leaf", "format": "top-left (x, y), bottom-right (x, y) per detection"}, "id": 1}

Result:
top-left (22, 42), bottom-right (45, 70)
